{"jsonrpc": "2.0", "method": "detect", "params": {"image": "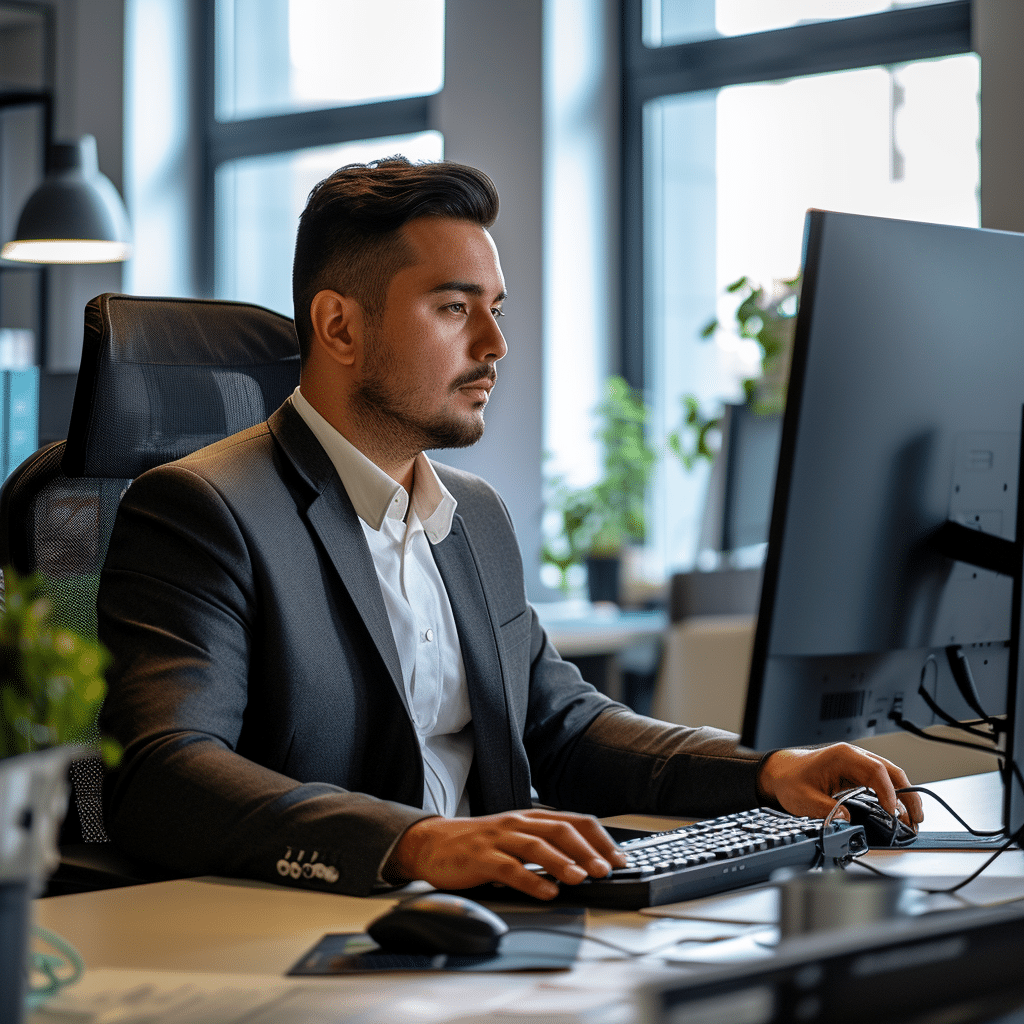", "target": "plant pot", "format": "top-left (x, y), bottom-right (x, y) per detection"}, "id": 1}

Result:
top-left (586, 555), bottom-right (621, 604)
top-left (0, 747), bottom-right (82, 1022)
top-left (0, 879), bottom-right (31, 1022)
